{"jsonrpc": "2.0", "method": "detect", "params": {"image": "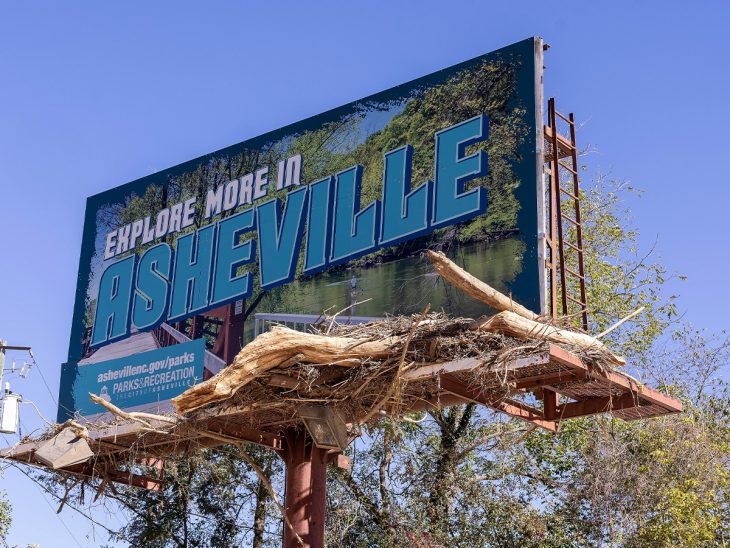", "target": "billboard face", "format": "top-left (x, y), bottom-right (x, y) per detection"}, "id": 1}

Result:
top-left (58, 37), bottom-right (545, 421)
